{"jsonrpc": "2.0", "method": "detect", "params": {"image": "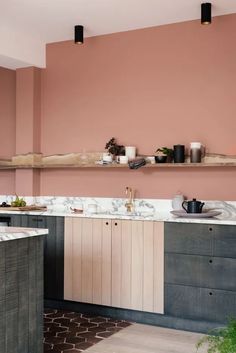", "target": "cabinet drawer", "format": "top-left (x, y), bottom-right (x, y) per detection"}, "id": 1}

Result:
top-left (165, 254), bottom-right (236, 291)
top-left (165, 223), bottom-right (213, 255)
top-left (165, 284), bottom-right (236, 323)
top-left (213, 226), bottom-right (236, 258)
